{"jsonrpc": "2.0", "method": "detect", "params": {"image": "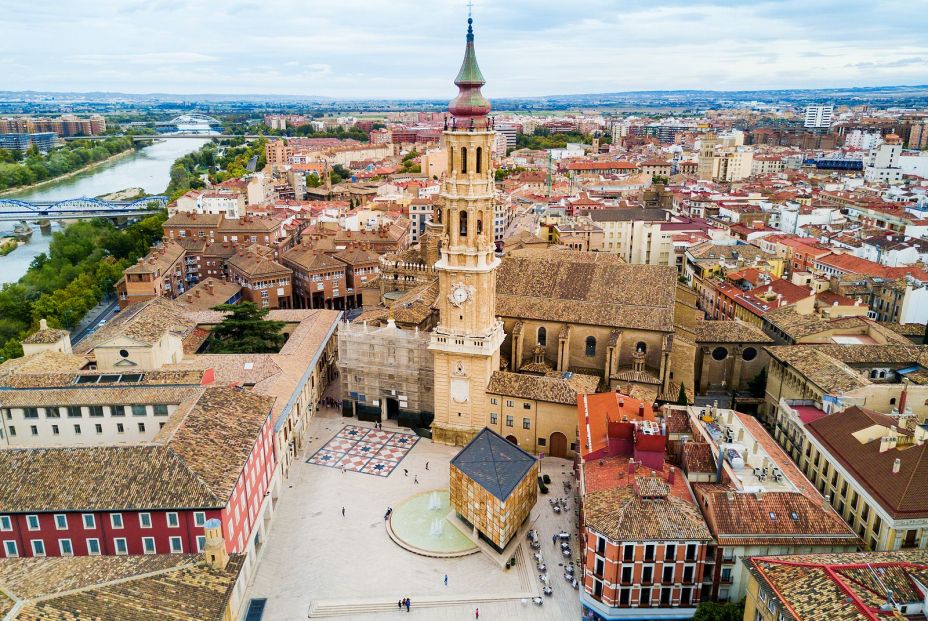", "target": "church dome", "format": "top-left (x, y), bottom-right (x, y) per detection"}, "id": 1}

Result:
top-left (448, 18), bottom-right (491, 120)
